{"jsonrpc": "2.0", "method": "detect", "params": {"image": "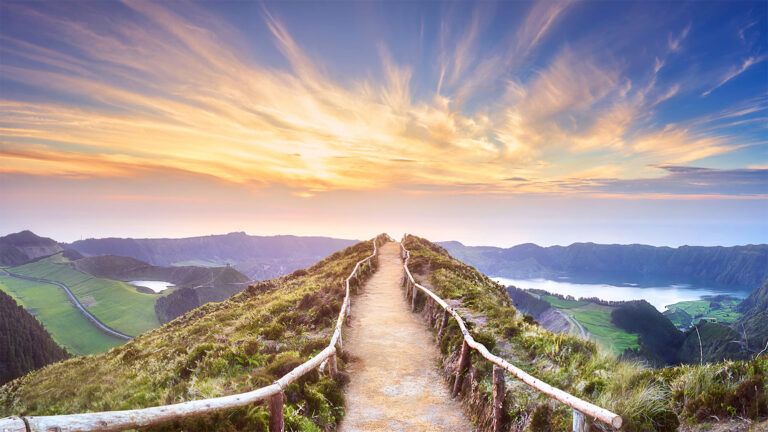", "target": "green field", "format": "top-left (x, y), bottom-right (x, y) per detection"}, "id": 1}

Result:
top-left (0, 276), bottom-right (125, 355)
top-left (10, 255), bottom-right (161, 336)
top-left (664, 296), bottom-right (742, 328)
top-left (540, 295), bottom-right (639, 354)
